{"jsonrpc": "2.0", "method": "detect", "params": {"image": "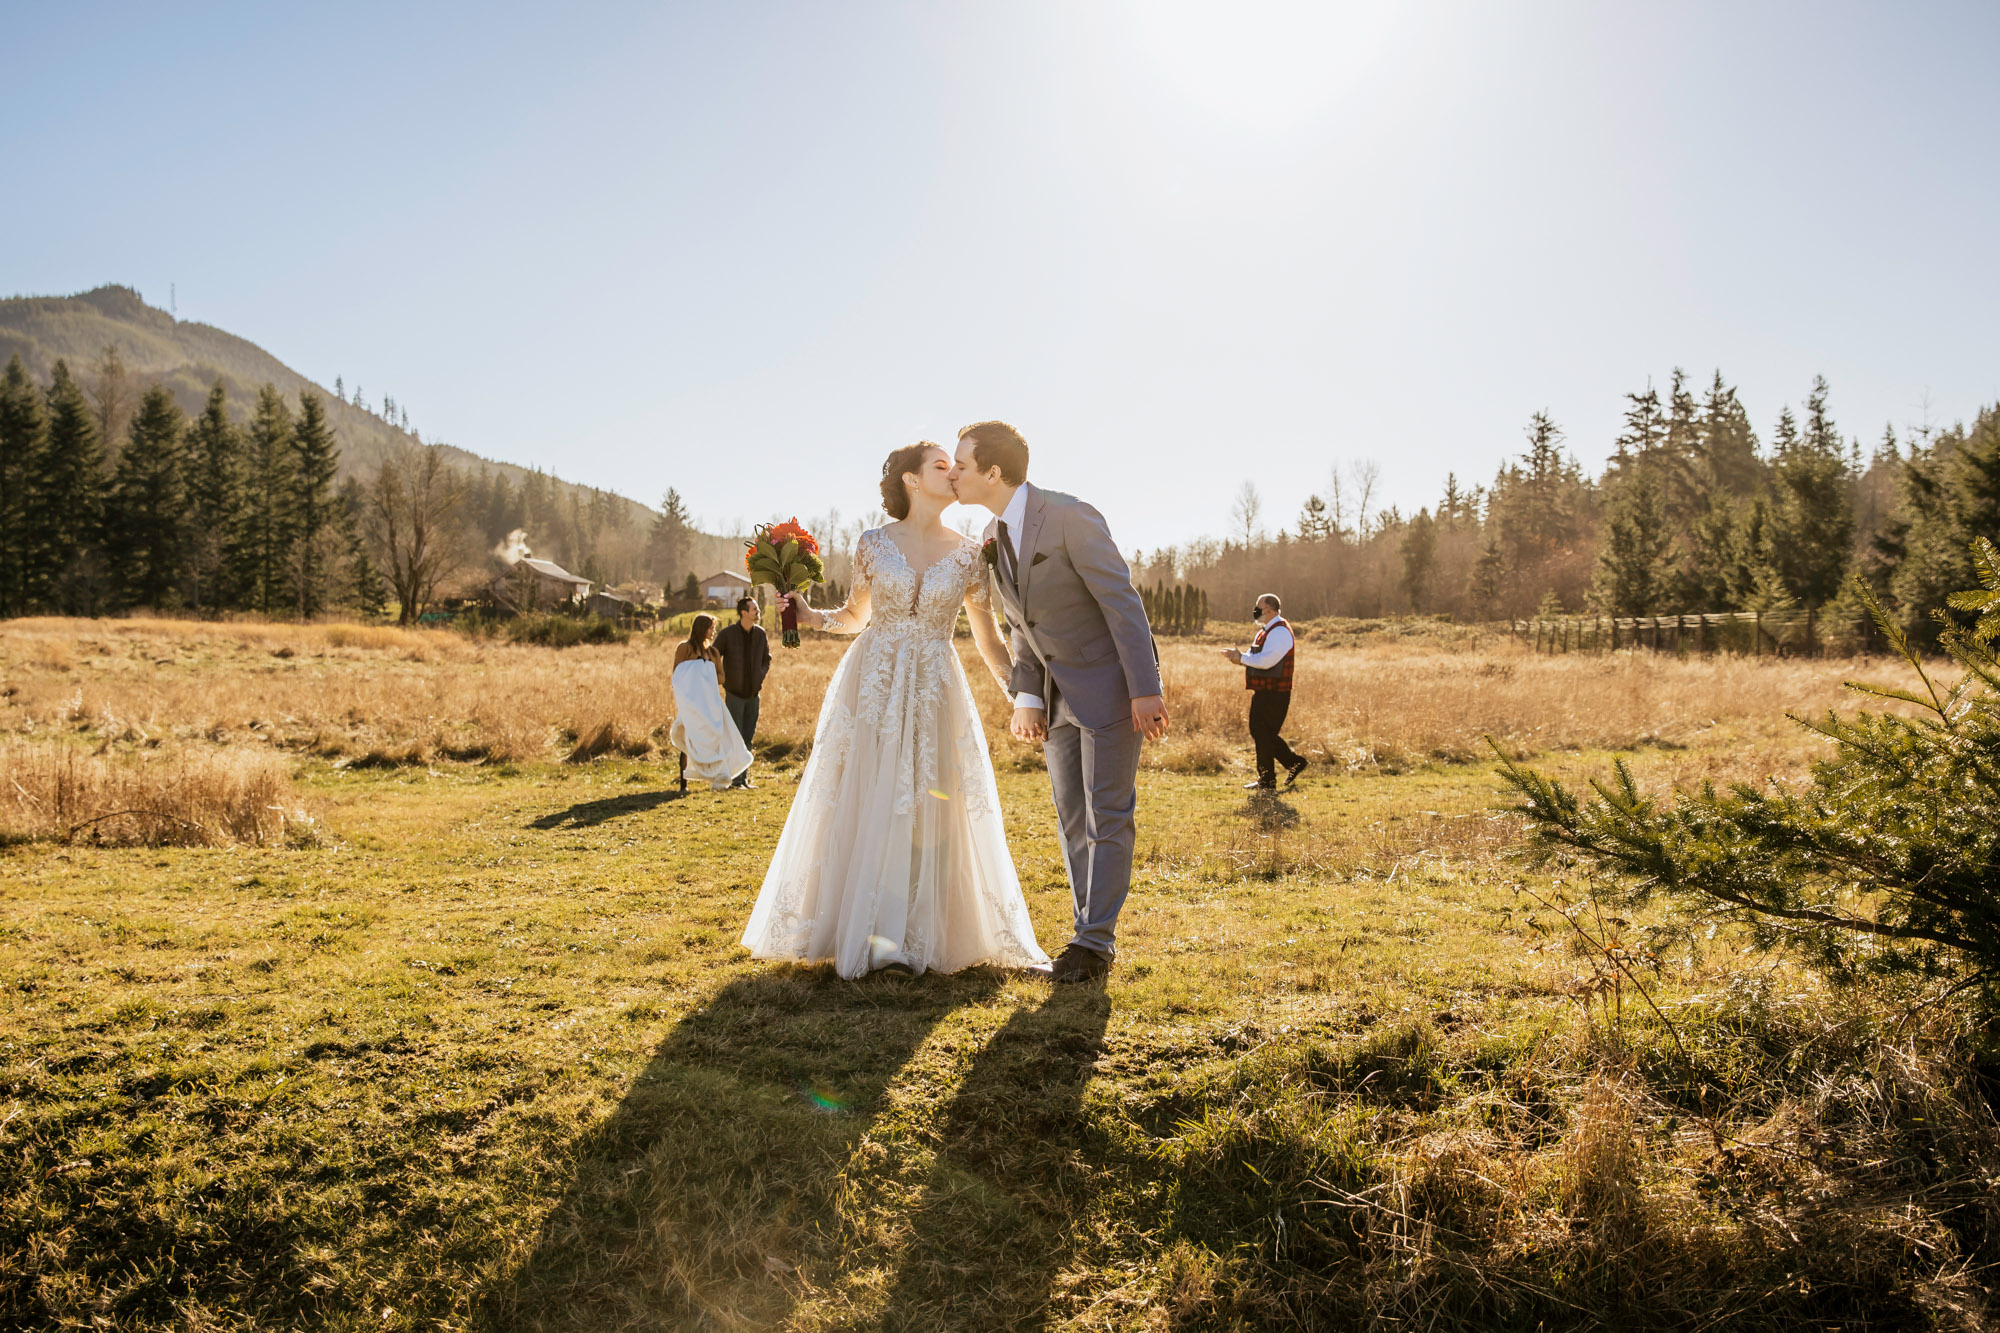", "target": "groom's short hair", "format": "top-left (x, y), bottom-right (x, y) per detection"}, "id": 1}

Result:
top-left (958, 420), bottom-right (1029, 486)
